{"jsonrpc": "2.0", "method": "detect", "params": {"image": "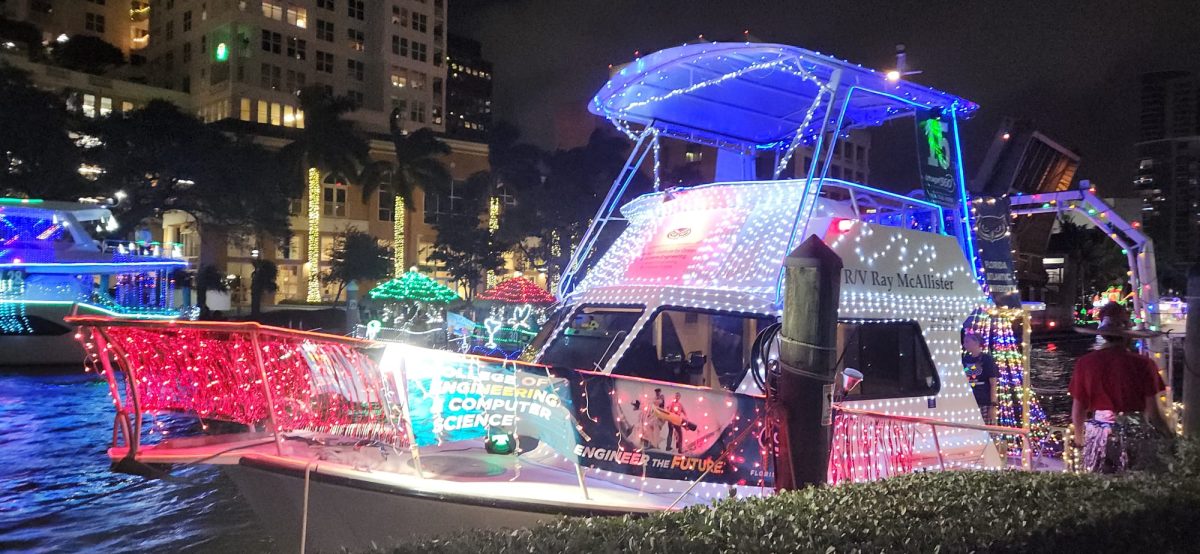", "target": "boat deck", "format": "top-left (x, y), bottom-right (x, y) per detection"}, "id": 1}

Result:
top-left (112, 433), bottom-right (758, 514)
